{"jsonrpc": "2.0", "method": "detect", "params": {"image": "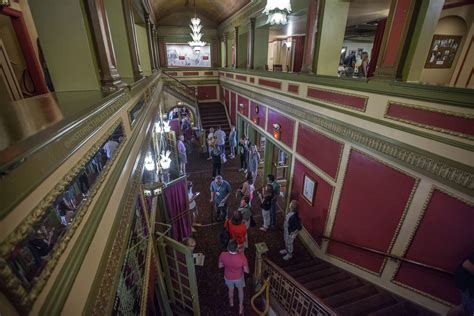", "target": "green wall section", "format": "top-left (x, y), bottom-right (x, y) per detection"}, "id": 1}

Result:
top-left (315, 0), bottom-right (350, 76)
top-left (28, 0), bottom-right (100, 92)
top-left (238, 32), bottom-right (248, 68)
top-left (254, 27), bottom-right (269, 70)
top-left (104, 0), bottom-right (134, 78)
top-left (135, 24), bottom-right (151, 75)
